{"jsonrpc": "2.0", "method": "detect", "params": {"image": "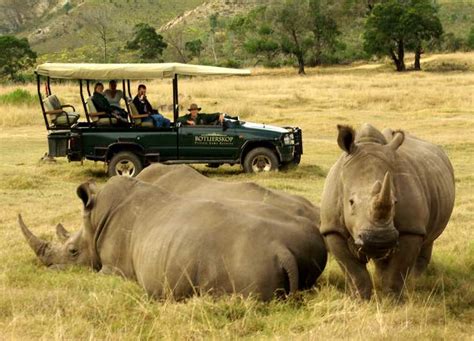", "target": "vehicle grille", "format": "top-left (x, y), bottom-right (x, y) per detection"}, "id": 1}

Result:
top-left (294, 128), bottom-right (303, 155)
